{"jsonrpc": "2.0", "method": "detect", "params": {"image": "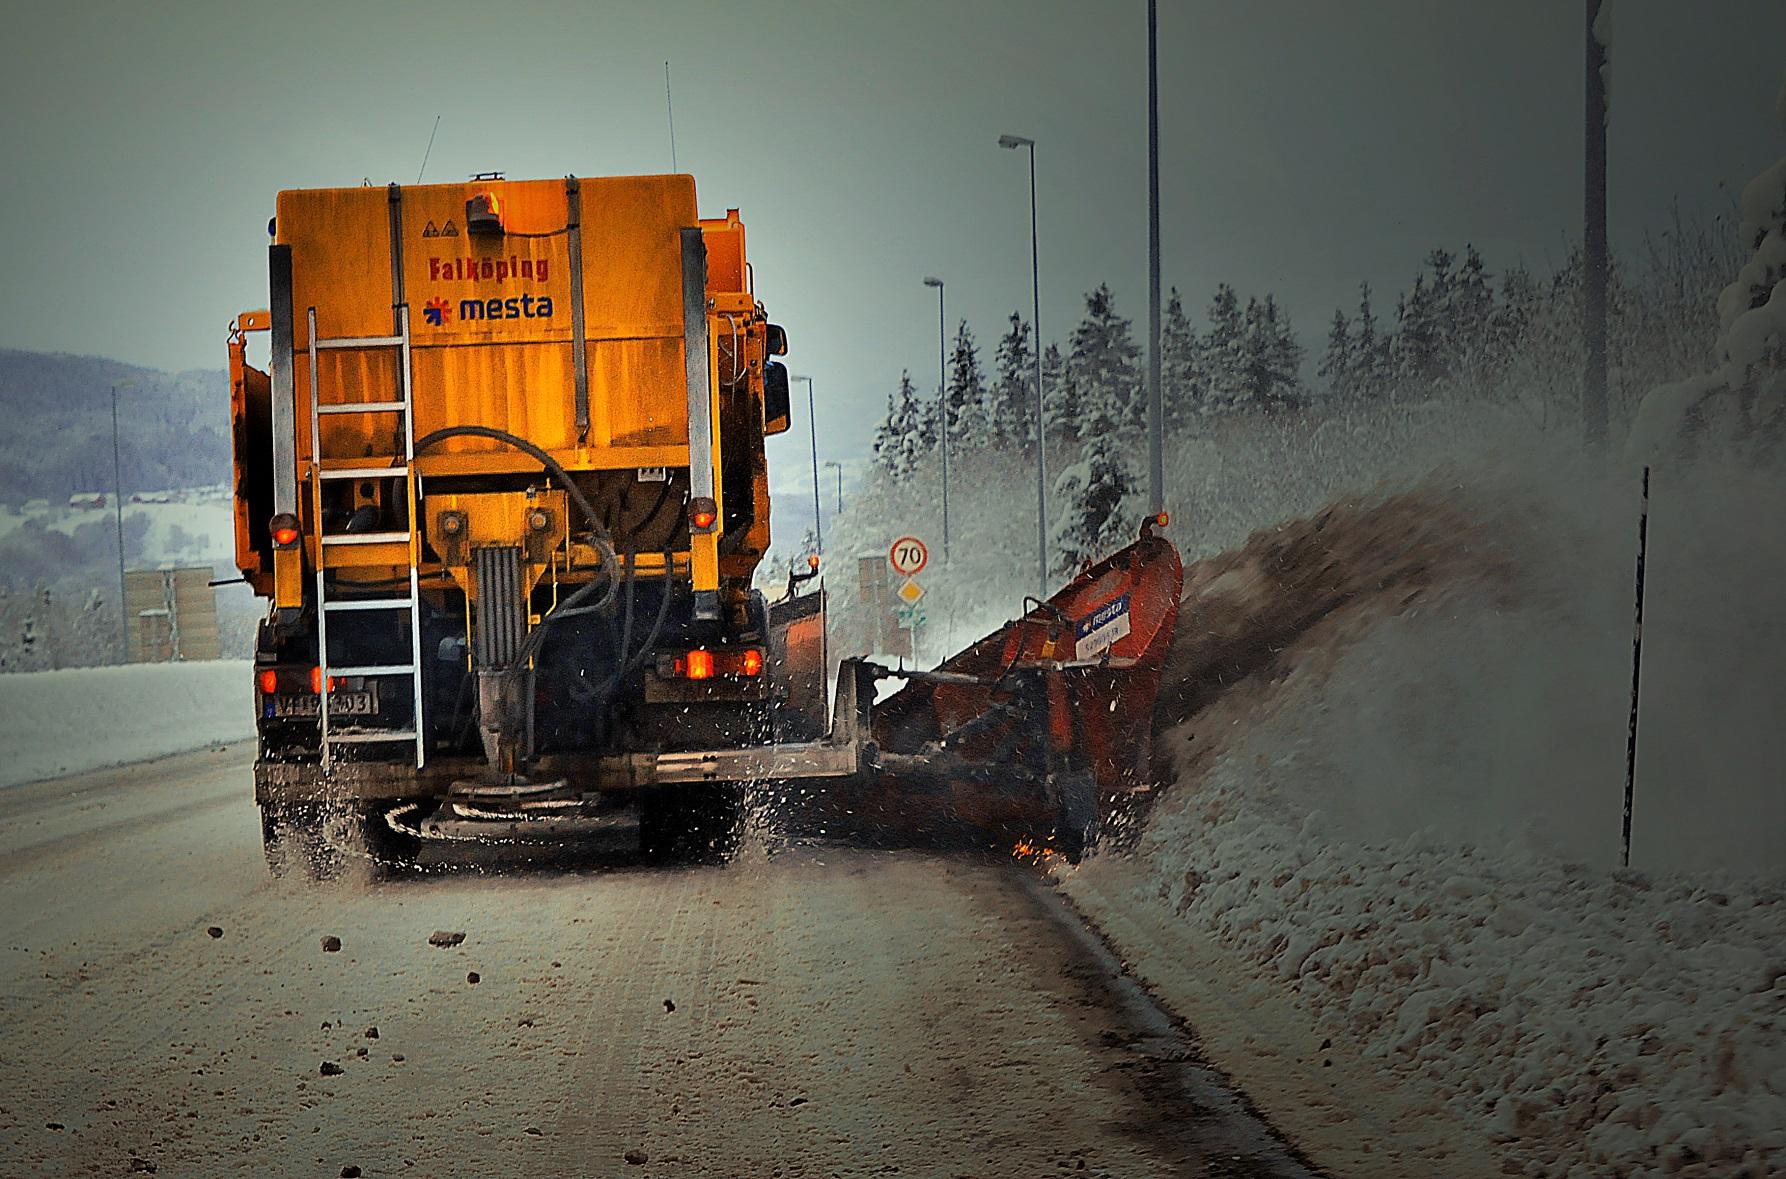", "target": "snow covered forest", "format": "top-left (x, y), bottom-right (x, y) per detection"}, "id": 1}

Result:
top-left (863, 206), bottom-right (1751, 581)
